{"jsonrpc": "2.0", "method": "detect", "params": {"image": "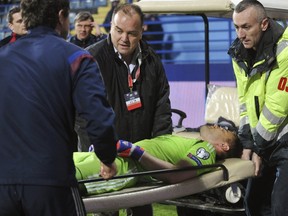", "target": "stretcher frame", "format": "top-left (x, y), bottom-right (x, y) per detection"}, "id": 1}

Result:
top-left (82, 158), bottom-right (254, 213)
